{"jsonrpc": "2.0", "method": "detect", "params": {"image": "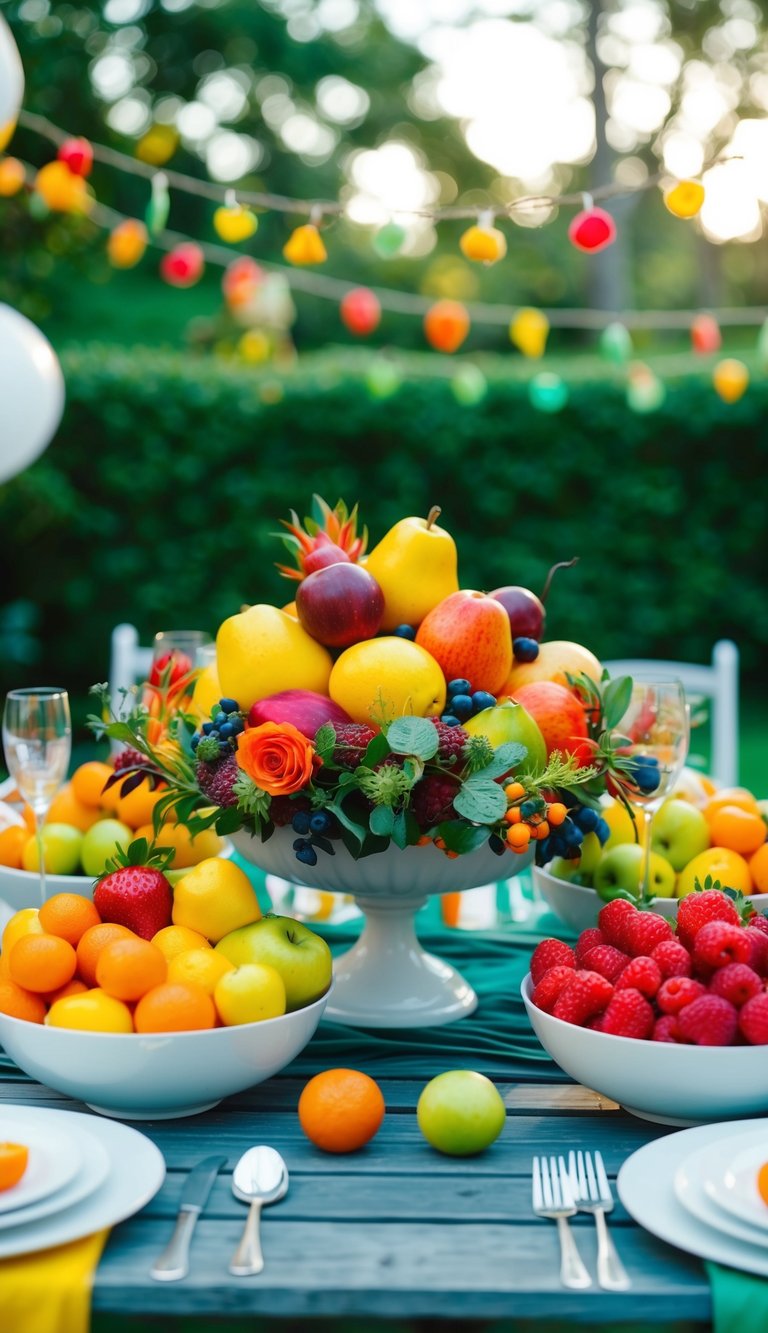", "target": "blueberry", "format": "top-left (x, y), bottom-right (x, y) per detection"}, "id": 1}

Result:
top-left (595, 817), bottom-right (611, 844)
top-left (535, 837), bottom-right (551, 863)
top-left (564, 823), bottom-right (584, 846)
top-left (634, 767), bottom-right (660, 794)
top-left (218, 741), bottom-right (230, 755)
top-left (201, 722), bottom-right (214, 735)
top-left (472, 690), bottom-right (497, 712)
top-left (295, 843), bottom-right (318, 866)
top-left (309, 811), bottom-right (332, 834)
top-left (293, 838), bottom-right (308, 851)
top-left (229, 716), bottom-right (245, 734)
top-left (573, 806), bottom-right (600, 832)
top-left (447, 678), bottom-right (472, 697)
top-left (191, 733), bottom-right (201, 750)
top-left (393, 624), bottom-right (416, 640)
top-left (218, 721), bottom-right (235, 740)
top-left (291, 811), bottom-right (311, 835)
top-left (635, 753), bottom-right (660, 768)
top-left (213, 712), bottom-right (228, 729)
top-left (520, 799), bottom-right (540, 819)
top-left (449, 693), bottom-right (473, 720)
top-left (219, 698), bottom-right (239, 714)
top-left (548, 833), bottom-right (567, 858)
top-left (513, 636), bottom-right (540, 663)
top-left (440, 714), bottom-right (462, 727)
